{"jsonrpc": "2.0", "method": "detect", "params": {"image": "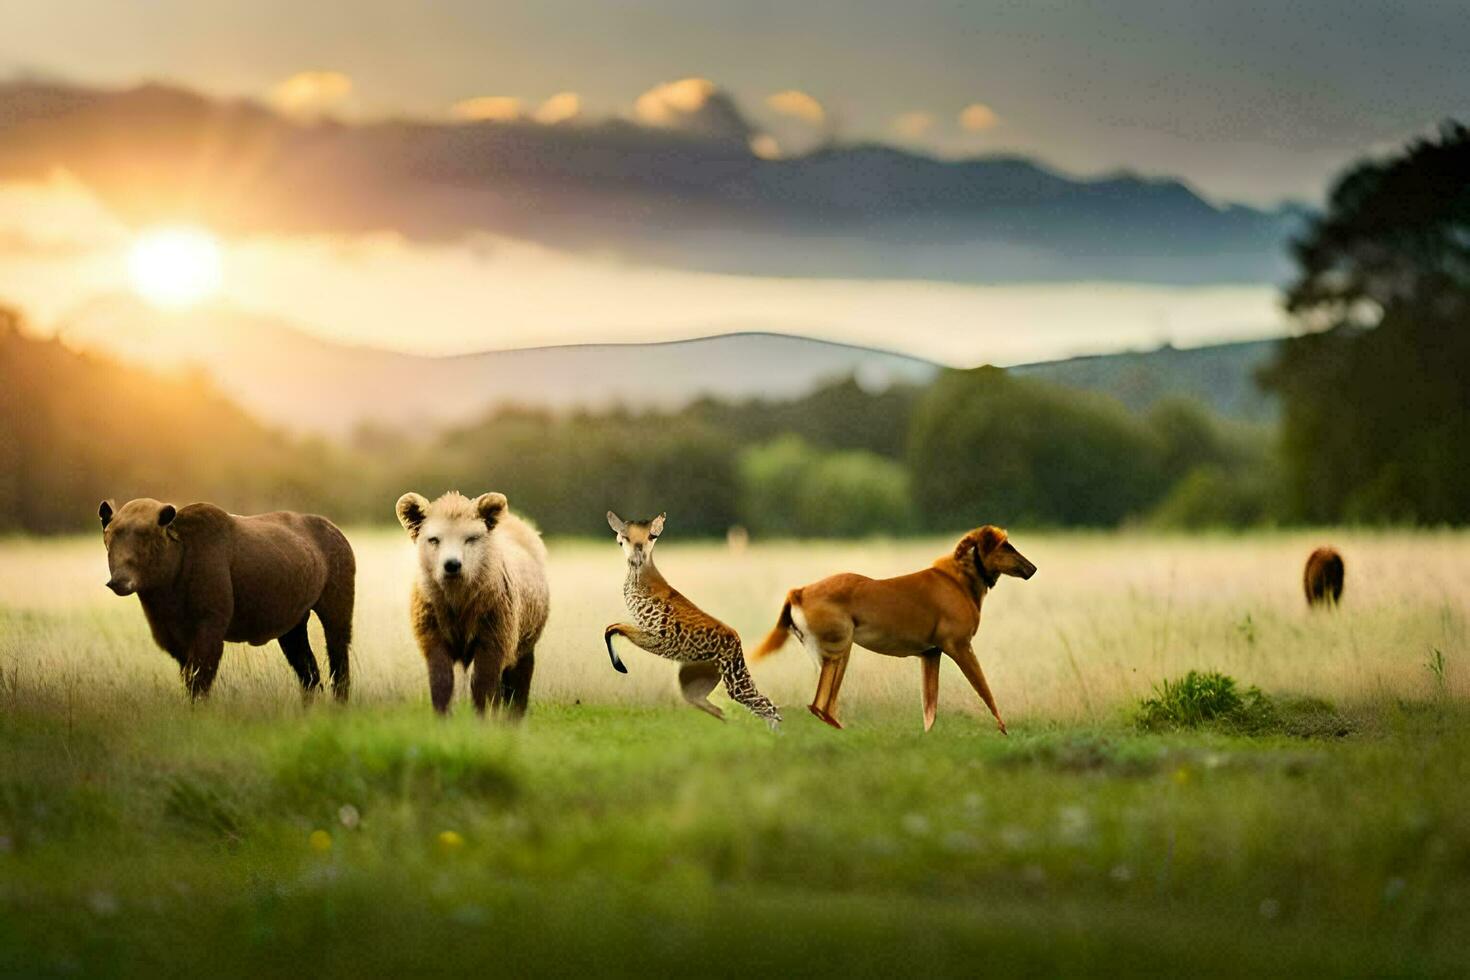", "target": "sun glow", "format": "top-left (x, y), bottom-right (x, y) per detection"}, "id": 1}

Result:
top-left (127, 226), bottom-right (224, 310)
